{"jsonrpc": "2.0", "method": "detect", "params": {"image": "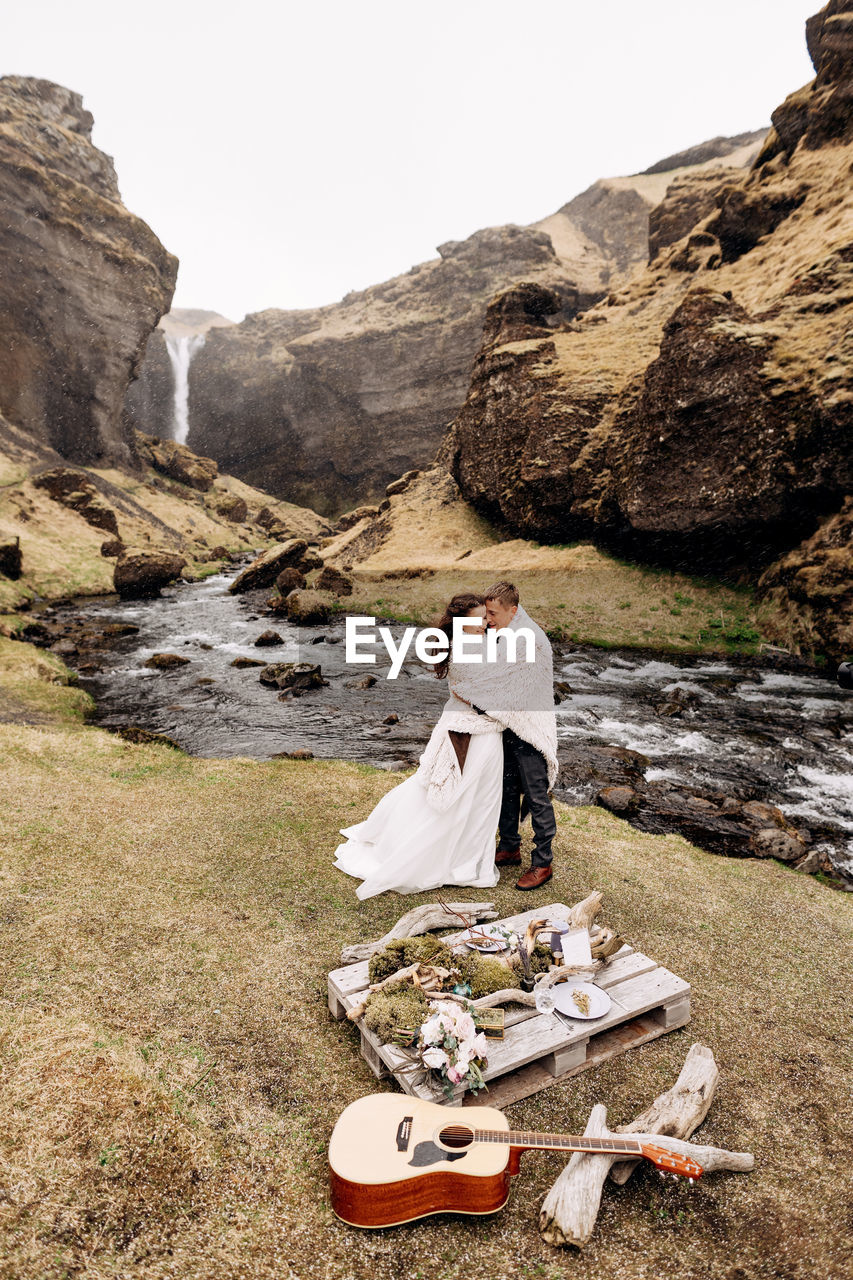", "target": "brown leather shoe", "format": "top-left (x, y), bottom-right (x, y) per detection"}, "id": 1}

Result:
top-left (495, 847), bottom-right (521, 867)
top-left (516, 866), bottom-right (553, 891)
